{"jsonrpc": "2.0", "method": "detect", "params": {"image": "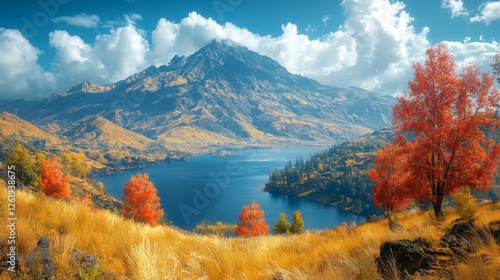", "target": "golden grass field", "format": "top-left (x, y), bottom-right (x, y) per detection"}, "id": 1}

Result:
top-left (1, 181), bottom-right (499, 280)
